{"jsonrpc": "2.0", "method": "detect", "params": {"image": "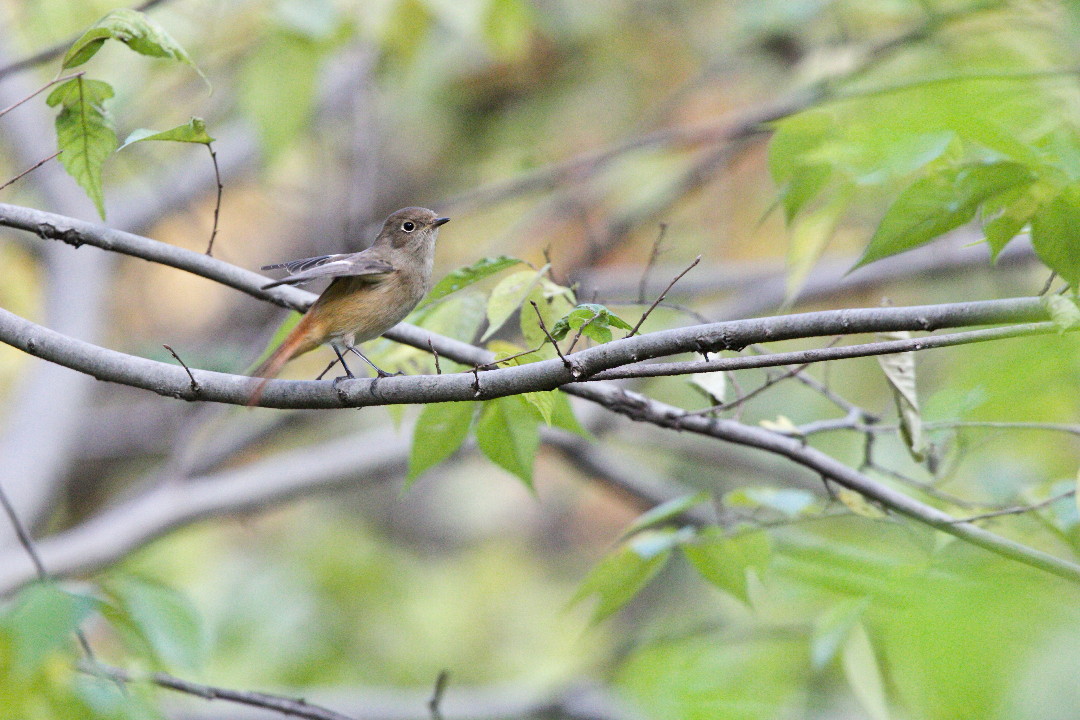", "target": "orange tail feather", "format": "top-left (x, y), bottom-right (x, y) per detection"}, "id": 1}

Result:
top-left (247, 316), bottom-right (318, 406)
